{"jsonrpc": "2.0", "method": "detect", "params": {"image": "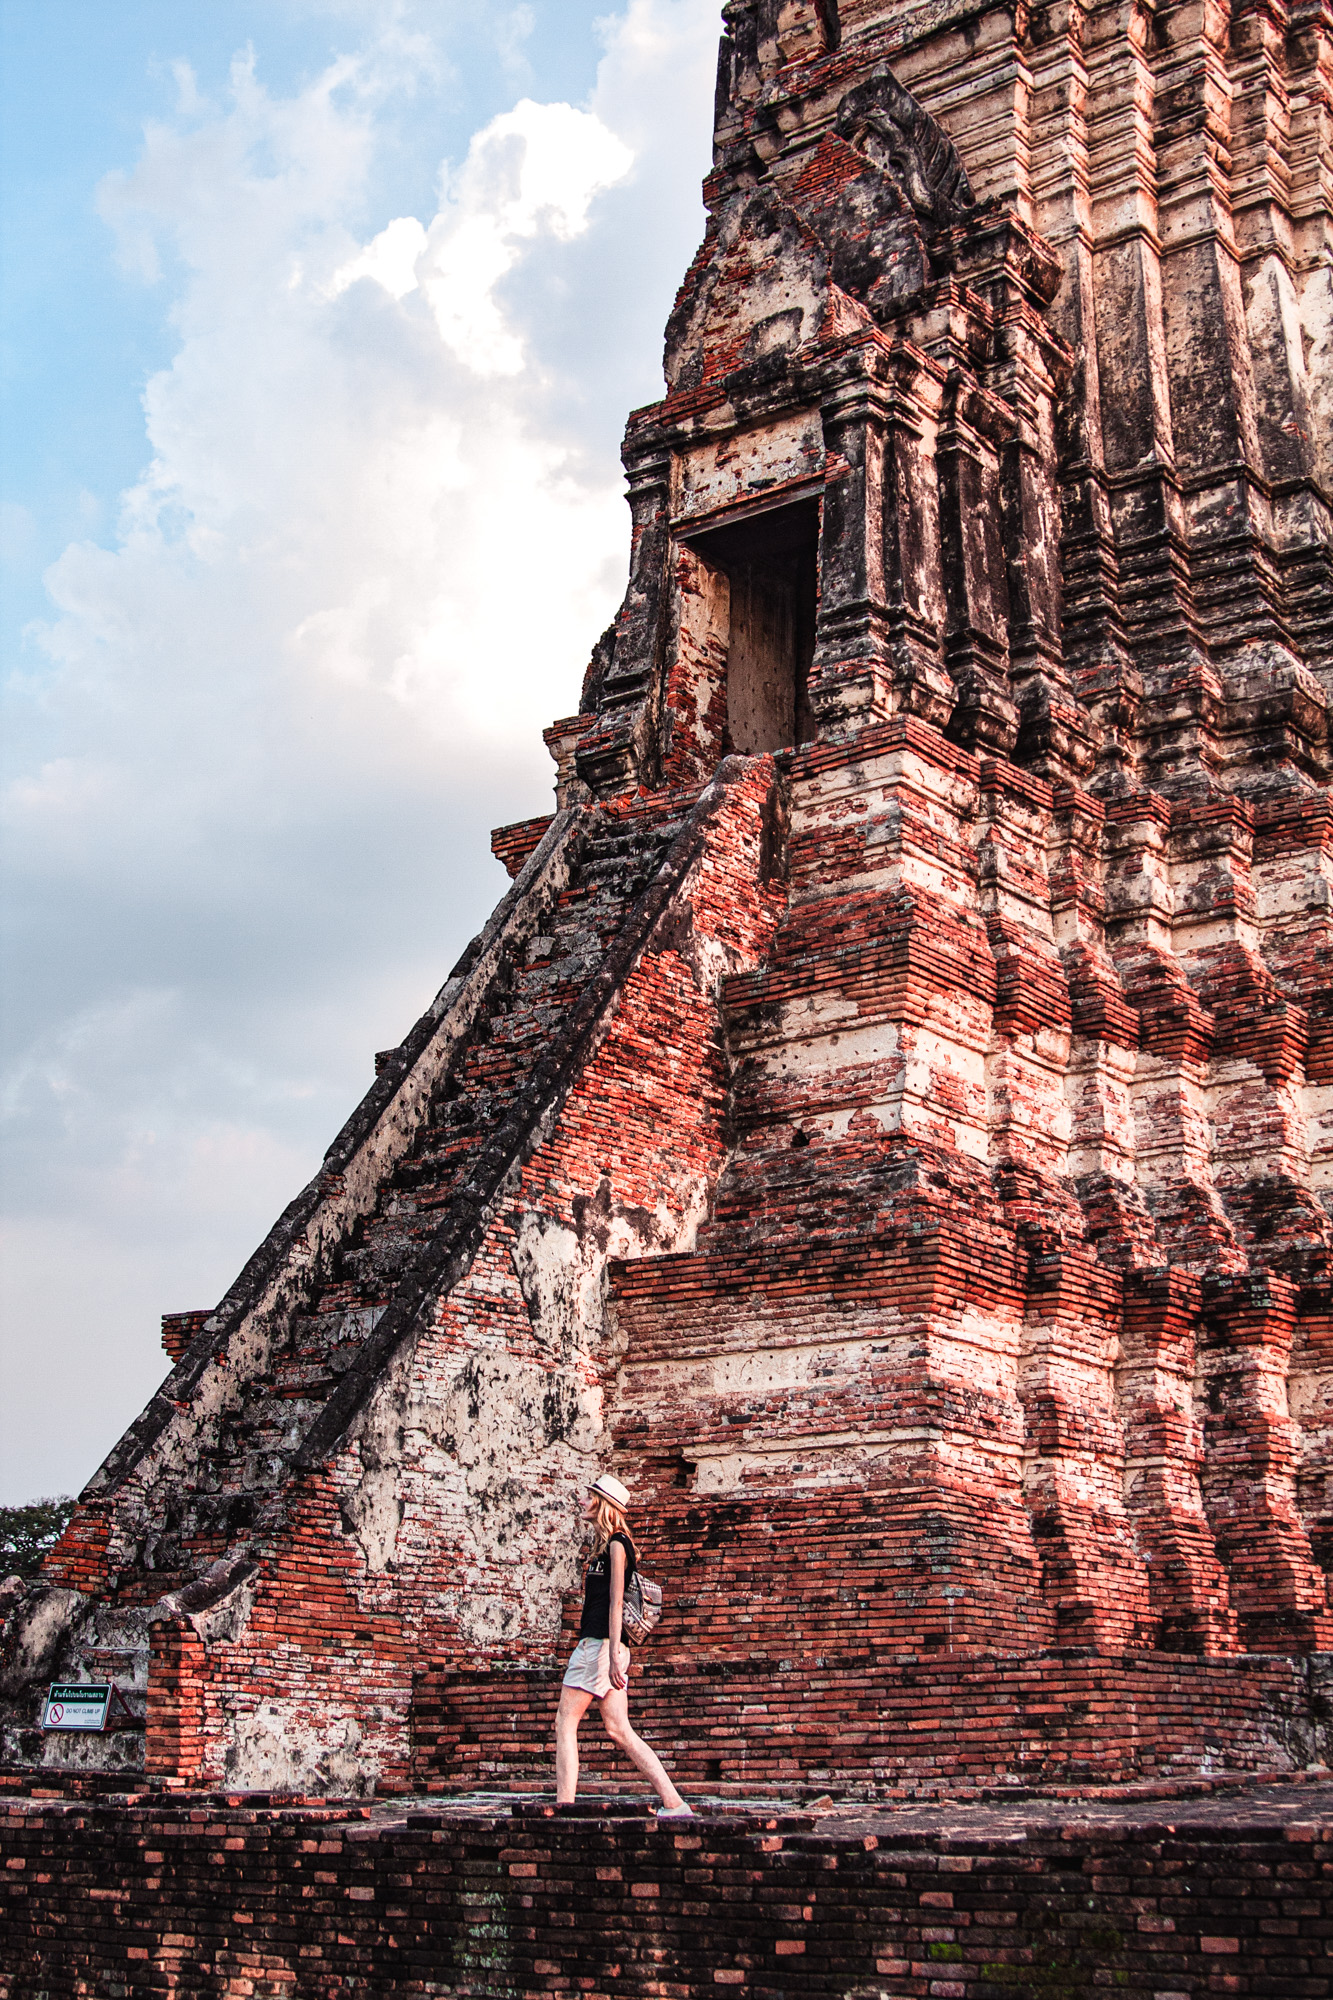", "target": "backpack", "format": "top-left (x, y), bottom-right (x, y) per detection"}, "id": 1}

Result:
top-left (621, 1569), bottom-right (663, 1645)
